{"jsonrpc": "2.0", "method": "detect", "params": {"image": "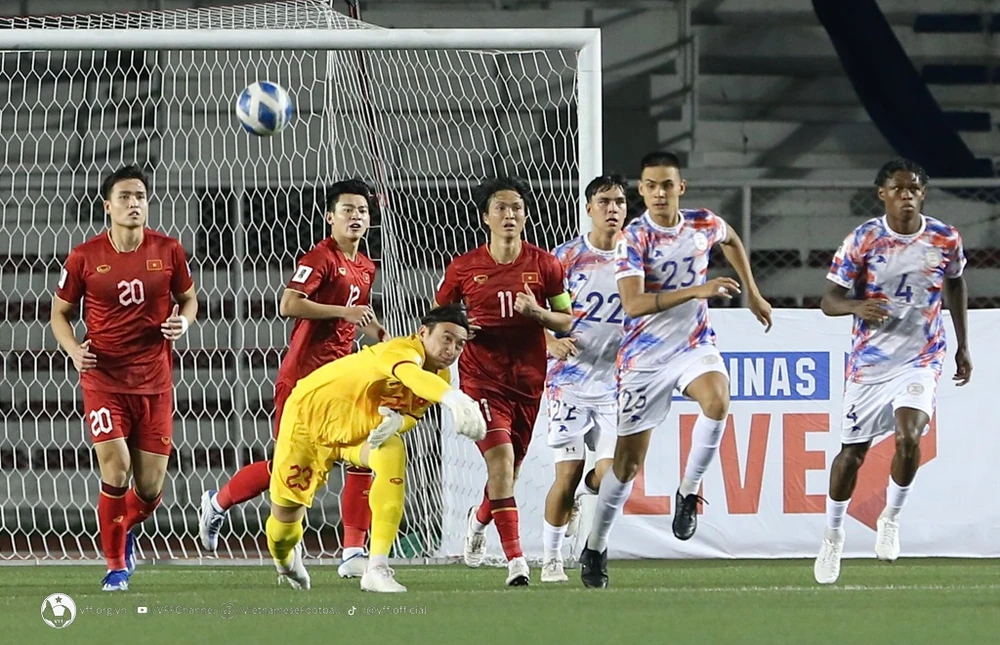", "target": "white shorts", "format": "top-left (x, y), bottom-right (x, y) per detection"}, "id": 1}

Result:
top-left (547, 395), bottom-right (617, 463)
top-left (617, 345), bottom-right (728, 437)
top-left (841, 369), bottom-right (938, 445)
